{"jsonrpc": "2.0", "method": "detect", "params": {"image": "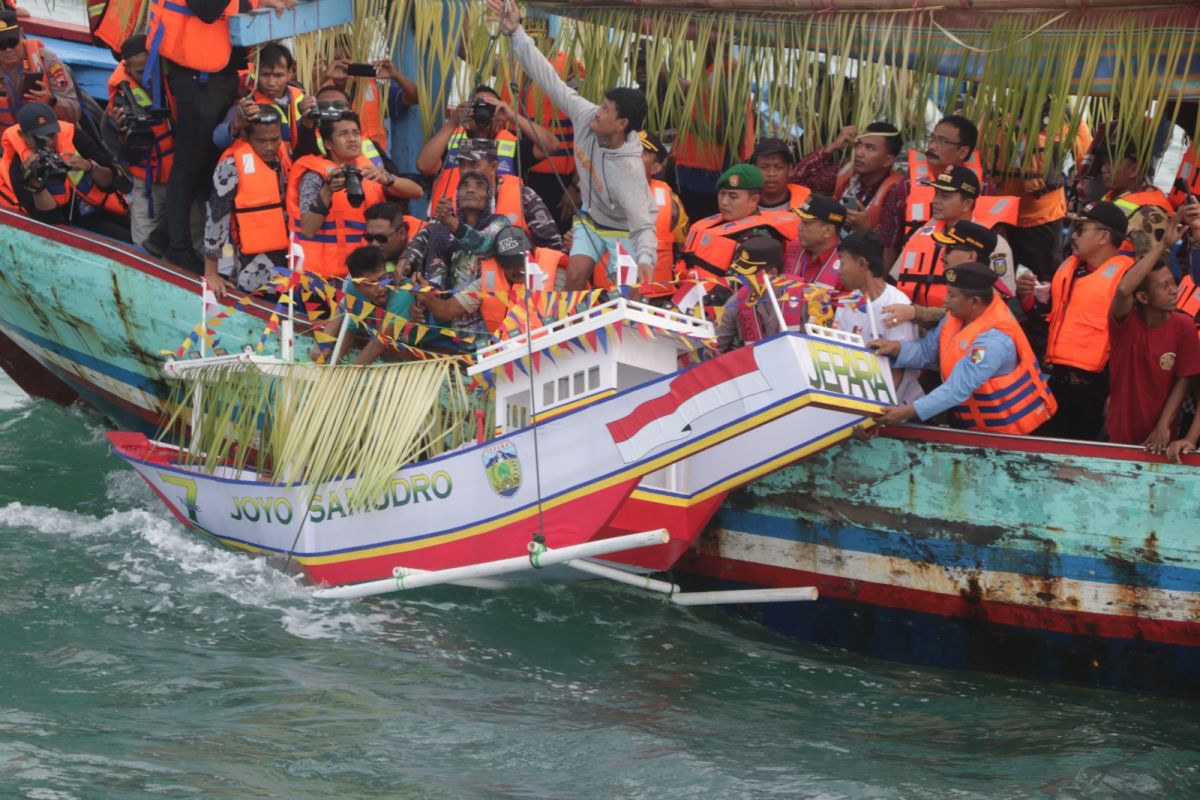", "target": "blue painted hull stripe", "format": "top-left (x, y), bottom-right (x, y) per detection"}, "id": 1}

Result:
top-left (0, 320), bottom-right (162, 393)
top-left (717, 508), bottom-right (1200, 593)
